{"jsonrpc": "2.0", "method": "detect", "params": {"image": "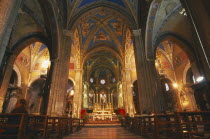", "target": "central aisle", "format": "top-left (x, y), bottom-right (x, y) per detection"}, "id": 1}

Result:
top-left (63, 127), bottom-right (145, 139)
